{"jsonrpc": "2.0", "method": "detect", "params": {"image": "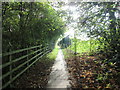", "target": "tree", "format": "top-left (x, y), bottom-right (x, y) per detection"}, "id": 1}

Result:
top-left (77, 2), bottom-right (120, 58)
top-left (2, 2), bottom-right (66, 53)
